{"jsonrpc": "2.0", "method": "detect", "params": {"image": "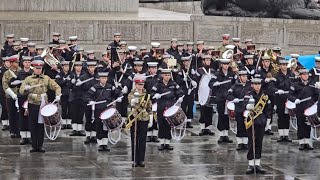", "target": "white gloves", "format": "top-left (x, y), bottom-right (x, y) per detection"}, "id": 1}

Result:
top-left (246, 104), bottom-right (254, 110)
top-left (294, 99), bottom-right (301, 104)
top-left (24, 85), bottom-right (31, 91)
top-left (191, 80), bottom-right (197, 88)
top-left (54, 96), bottom-right (61, 102)
top-left (177, 97), bottom-right (184, 103)
top-left (183, 77), bottom-right (188, 82)
top-left (76, 81), bottom-right (83, 86)
top-left (148, 115), bottom-right (153, 128)
top-left (11, 80), bottom-right (22, 86)
top-left (153, 93), bottom-right (161, 99)
top-left (5, 88), bottom-right (17, 100)
top-left (88, 101), bottom-right (95, 106)
top-left (233, 98), bottom-right (240, 103)
top-left (130, 98), bottom-right (139, 106)
top-left (250, 70), bottom-right (255, 75)
top-left (265, 78), bottom-right (270, 83)
top-left (276, 89), bottom-right (285, 94)
top-left (315, 82), bottom-right (320, 89)
top-left (191, 69), bottom-right (196, 75)
top-left (116, 97), bottom-right (123, 103)
top-left (121, 86), bottom-right (128, 94)
top-left (71, 79), bottom-right (76, 84)
top-left (213, 82), bottom-right (220, 87)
